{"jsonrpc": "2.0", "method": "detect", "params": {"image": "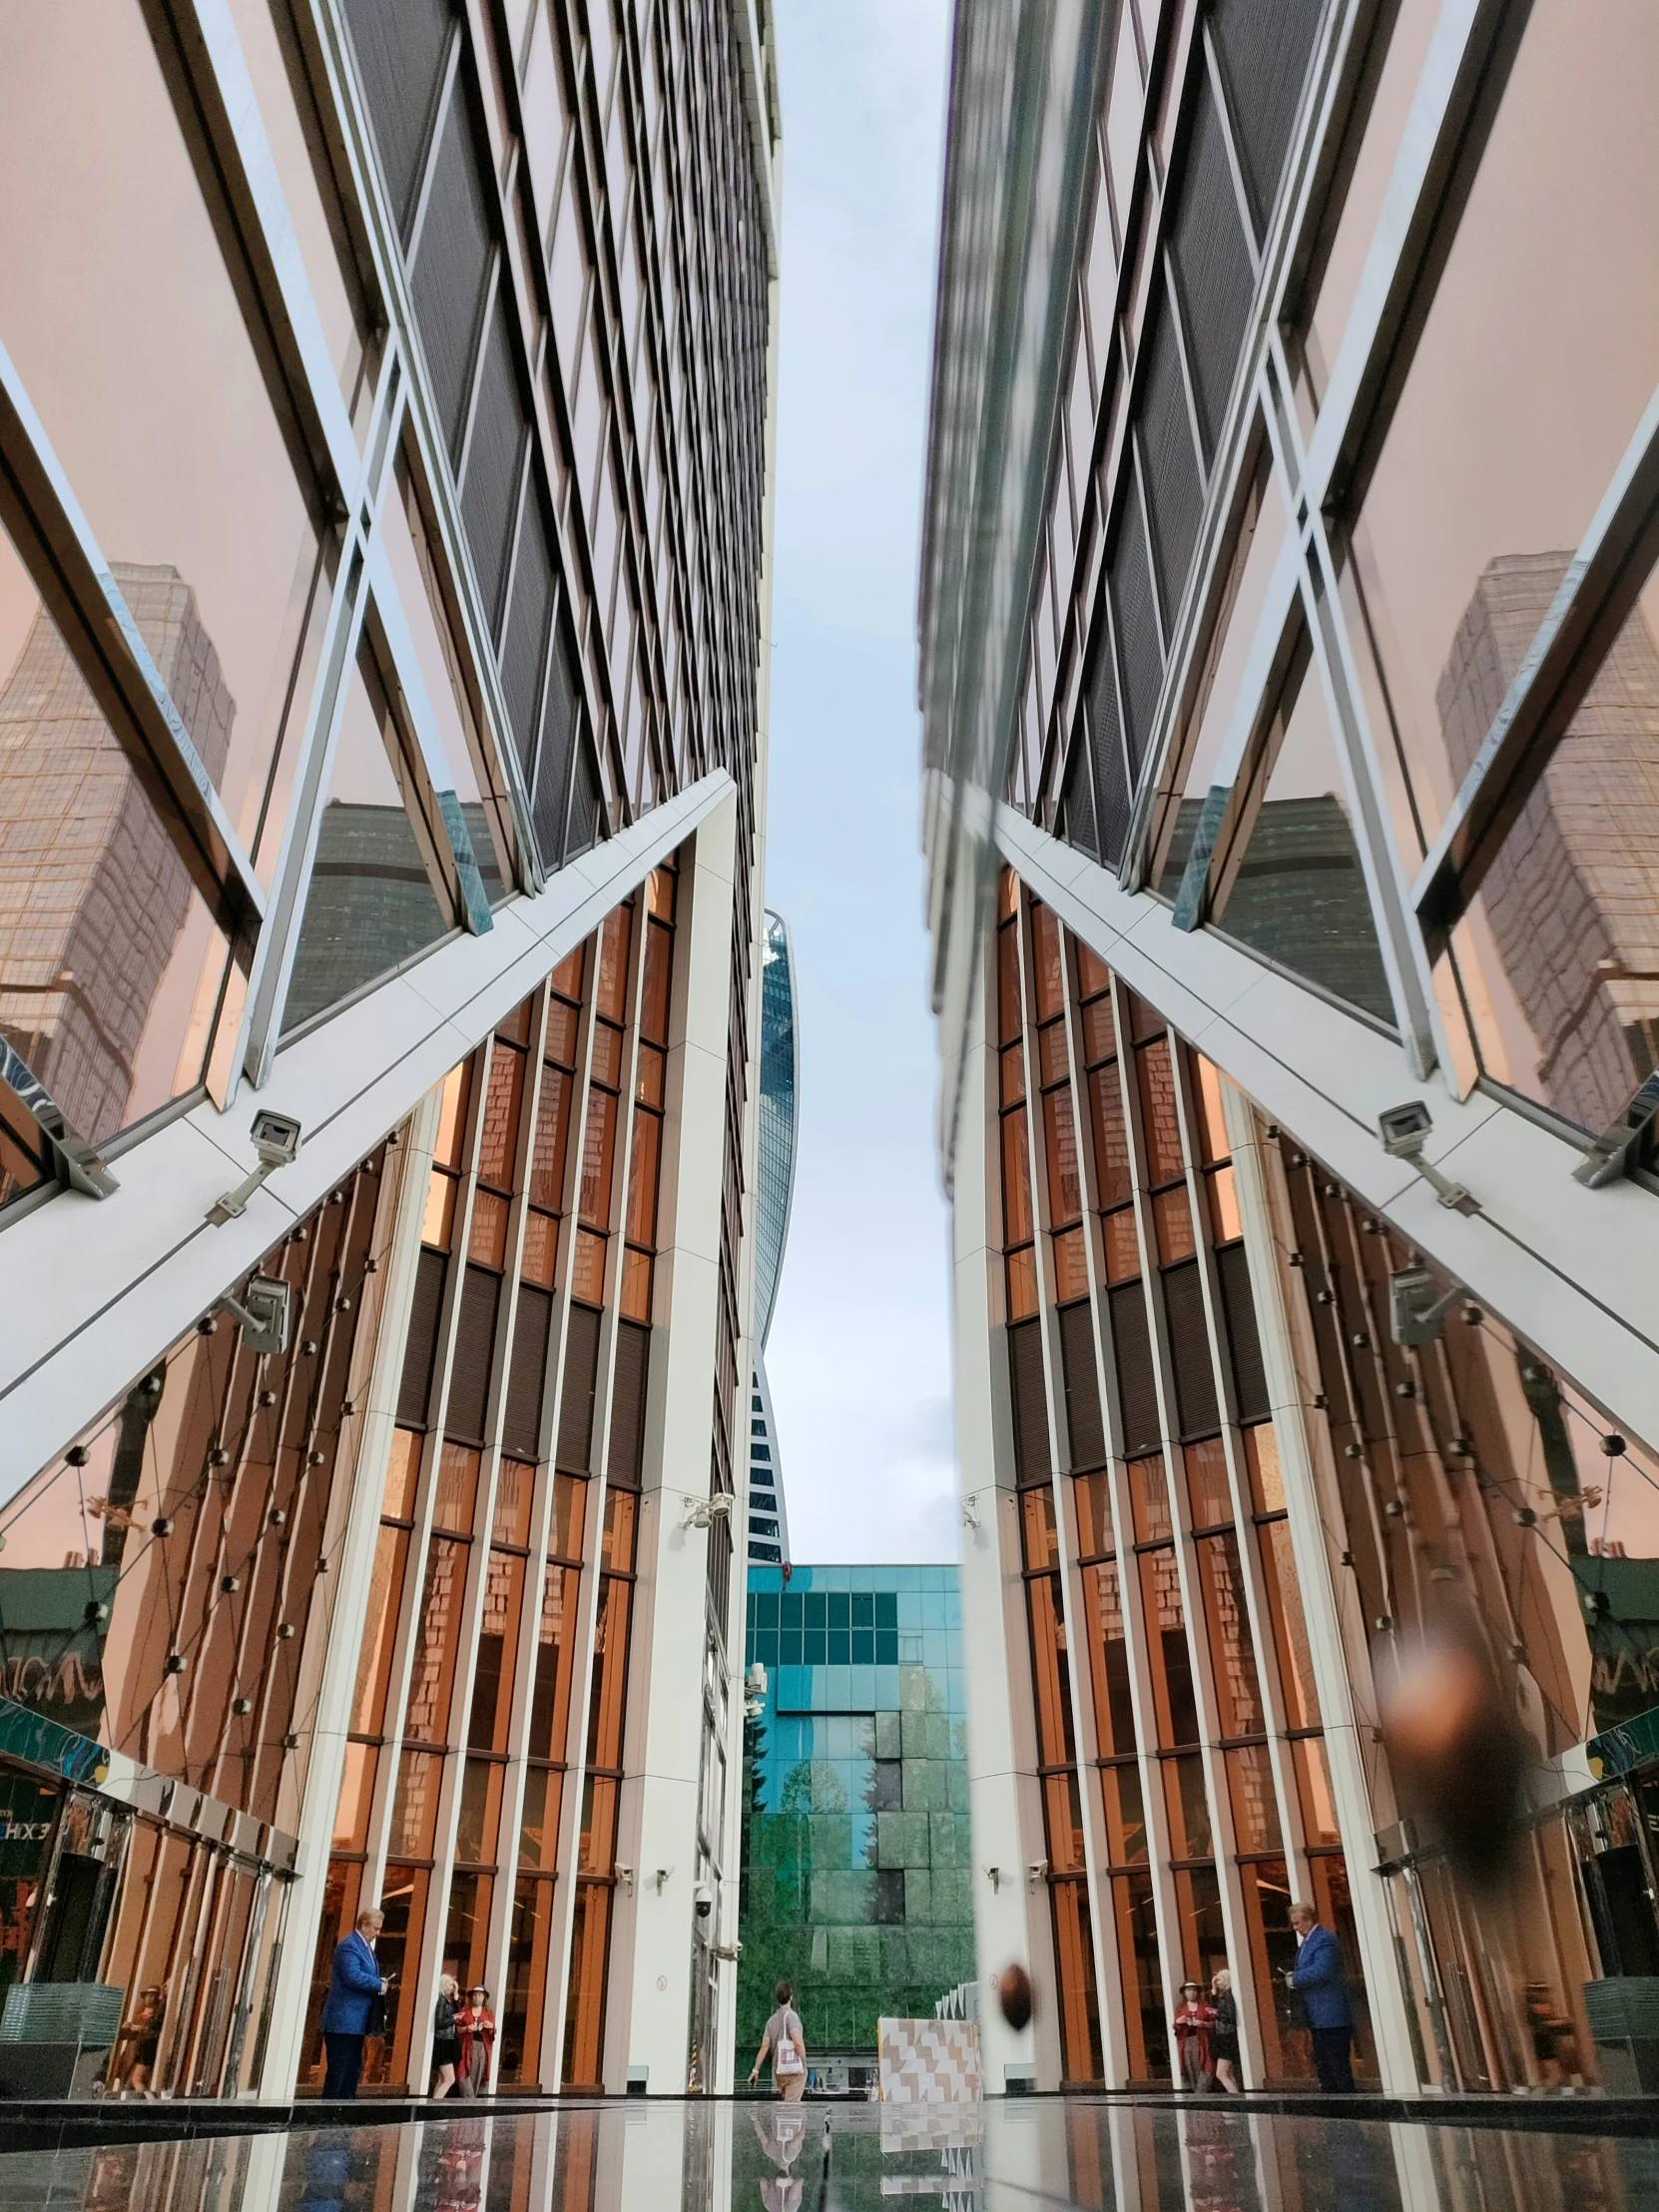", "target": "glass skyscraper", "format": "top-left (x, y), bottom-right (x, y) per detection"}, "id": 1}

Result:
top-left (748, 909), bottom-right (799, 1566)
